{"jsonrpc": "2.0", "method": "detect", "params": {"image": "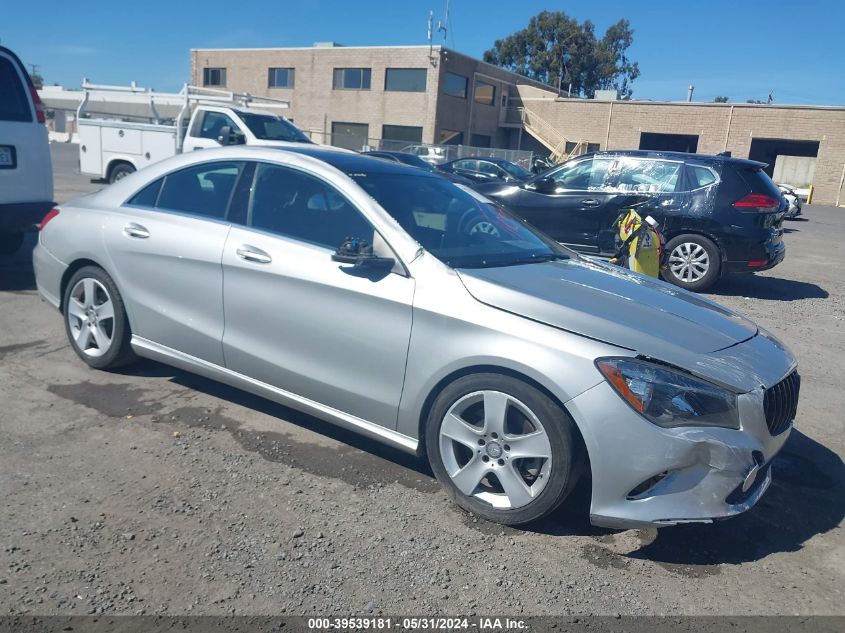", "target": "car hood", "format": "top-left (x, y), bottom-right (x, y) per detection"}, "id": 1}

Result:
top-left (458, 256), bottom-right (760, 365)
